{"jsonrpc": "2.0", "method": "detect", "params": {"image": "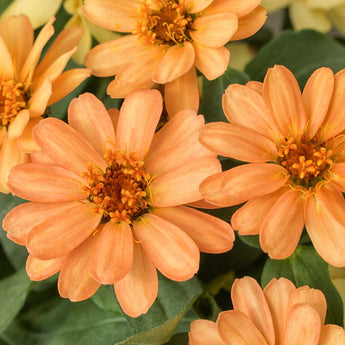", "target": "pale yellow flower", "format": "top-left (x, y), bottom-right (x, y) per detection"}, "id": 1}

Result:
top-left (262, 0), bottom-right (345, 34)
